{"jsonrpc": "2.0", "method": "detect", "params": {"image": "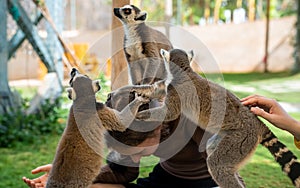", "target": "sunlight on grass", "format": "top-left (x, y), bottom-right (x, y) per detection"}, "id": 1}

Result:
top-left (218, 72), bottom-right (300, 102)
top-left (139, 156), bottom-right (160, 178)
top-left (1, 72), bottom-right (300, 187)
top-left (239, 115), bottom-right (300, 188)
top-left (0, 135), bottom-right (60, 188)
